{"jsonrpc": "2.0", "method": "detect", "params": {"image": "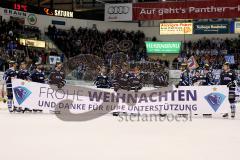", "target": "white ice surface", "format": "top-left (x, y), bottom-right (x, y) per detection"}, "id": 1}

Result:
top-left (0, 109), bottom-right (239, 160)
